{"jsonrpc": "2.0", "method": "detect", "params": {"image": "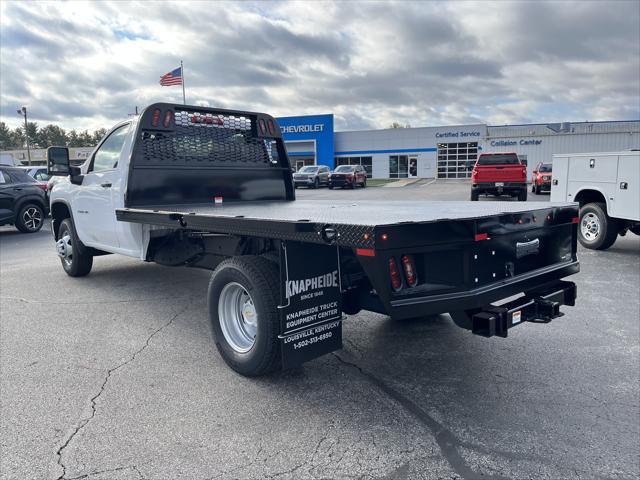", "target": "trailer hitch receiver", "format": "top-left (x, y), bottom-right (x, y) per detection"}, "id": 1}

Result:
top-left (471, 280), bottom-right (576, 338)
